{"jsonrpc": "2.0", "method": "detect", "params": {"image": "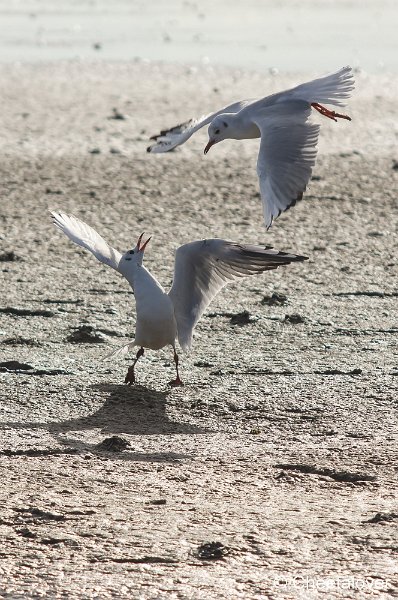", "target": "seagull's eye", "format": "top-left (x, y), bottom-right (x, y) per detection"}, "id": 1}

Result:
top-left (214, 128), bottom-right (220, 135)
top-left (128, 250), bottom-right (134, 254)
